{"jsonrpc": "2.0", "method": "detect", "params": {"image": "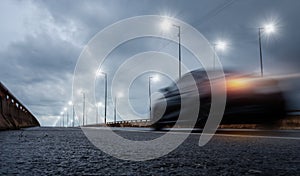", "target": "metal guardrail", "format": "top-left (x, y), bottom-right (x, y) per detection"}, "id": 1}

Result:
top-left (106, 119), bottom-right (150, 125)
